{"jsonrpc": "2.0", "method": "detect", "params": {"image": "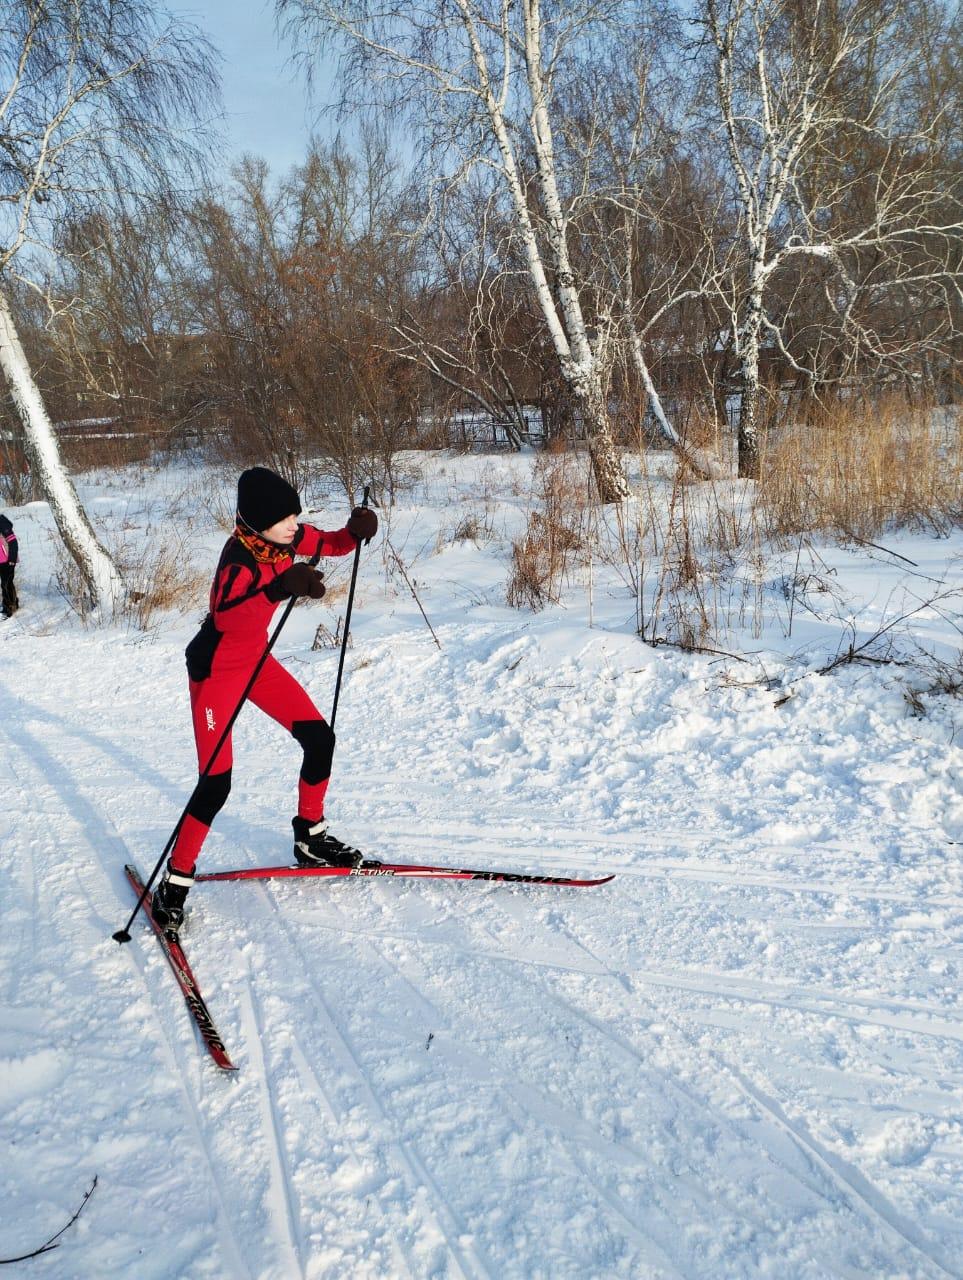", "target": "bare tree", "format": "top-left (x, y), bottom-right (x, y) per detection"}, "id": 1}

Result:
top-left (700, 0), bottom-right (963, 477)
top-left (279, 0), bottom-right (637, 501)
top-left (189, 136), bottom-right (424, 499)
top-left (0, 0), bottom-right (218, 612)
top-left (45, 207), bottom-right (205, 436)
top-left (556, 32), bottom-right (736, 476)
top-left (390, 231), bottom-right (549, 453)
